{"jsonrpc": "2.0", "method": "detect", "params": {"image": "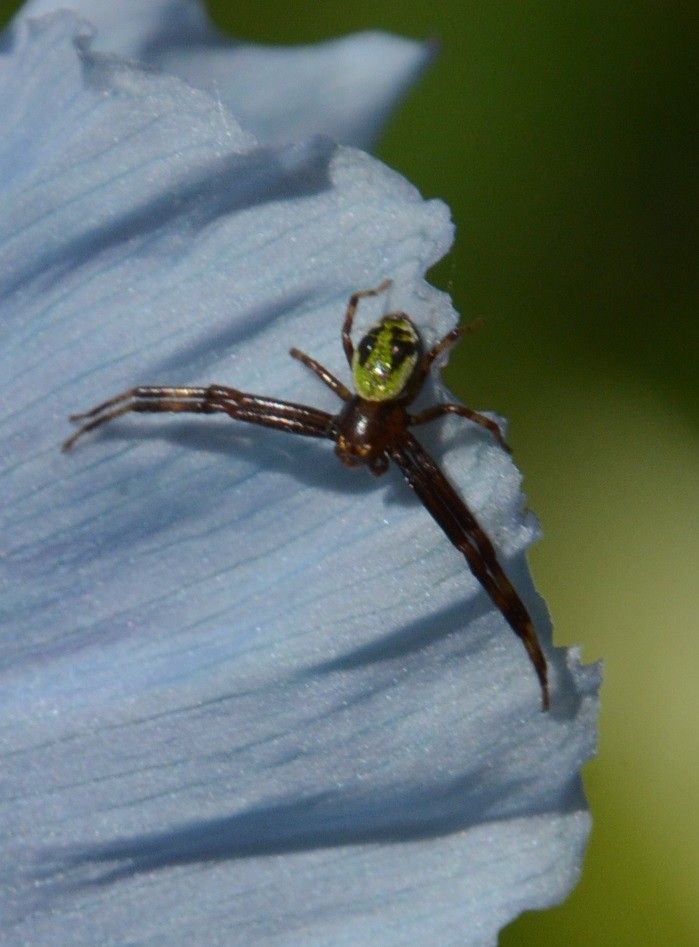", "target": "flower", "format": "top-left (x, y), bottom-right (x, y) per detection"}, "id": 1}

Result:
top-left (0, 5), bottom-right (599, 944)
top-left (21, 0), bottom-right (435, 147)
